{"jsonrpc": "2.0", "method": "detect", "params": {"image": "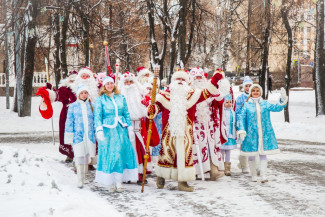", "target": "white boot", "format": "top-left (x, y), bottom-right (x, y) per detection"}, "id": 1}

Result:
top-left (239, 155), bottom-right (249, 174)
top-left (116, 182), bottom-right (123, 193)
top-left (83, 164), bottom-right (89, 184)
top-left (248, 160), bottom-right (257, 182)
top-left (76, 165), bottom-right (84, 188)
top-left (260, 160), bottom-right (268, 183)
top-left (109, 185), bottom-right (115, 193)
